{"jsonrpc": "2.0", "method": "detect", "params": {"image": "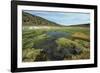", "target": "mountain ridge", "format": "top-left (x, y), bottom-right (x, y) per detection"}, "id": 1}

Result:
top-left (69, 23), bottom-right (90, 27)
top-left (22, 11), bottom-right (90, 27)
